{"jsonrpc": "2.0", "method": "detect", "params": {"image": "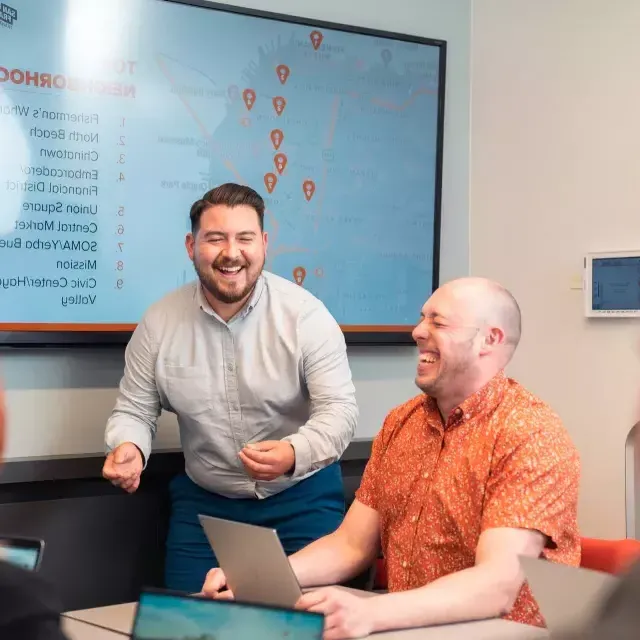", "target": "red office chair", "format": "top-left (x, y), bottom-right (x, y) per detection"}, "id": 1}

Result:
top-left (372, 556), bottom-right (388, 590)
top-left (580, 537), bottom-right (640, 574)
